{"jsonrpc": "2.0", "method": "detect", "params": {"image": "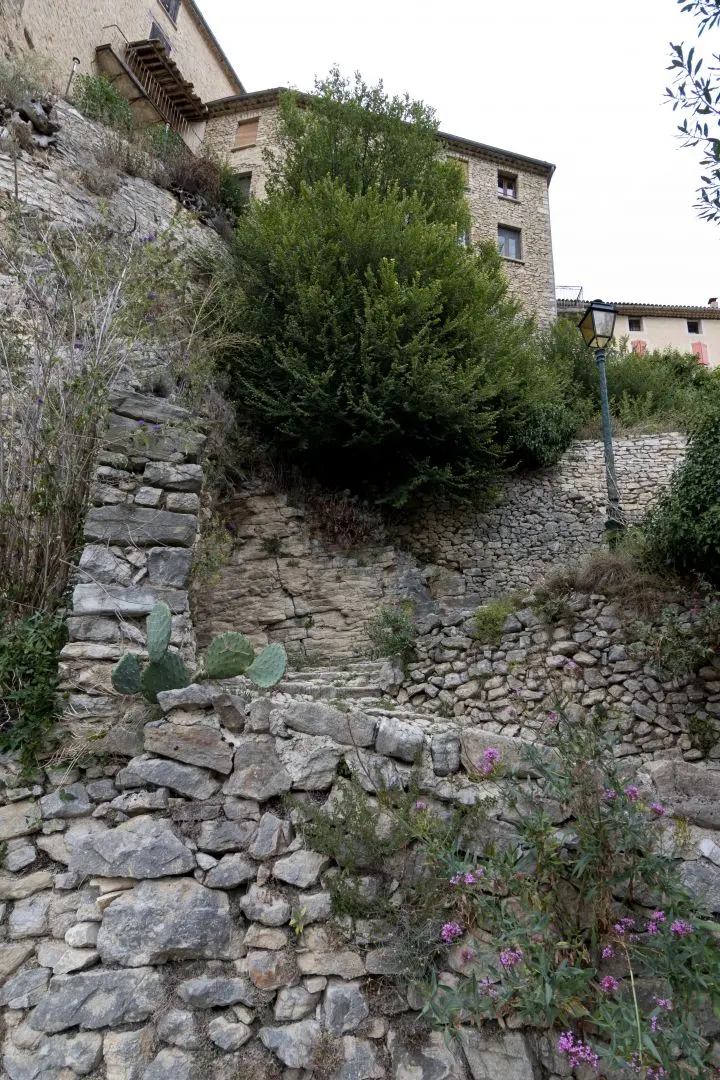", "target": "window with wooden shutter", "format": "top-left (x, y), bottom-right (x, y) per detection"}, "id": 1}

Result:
top-left (631, 340), bottom-right (647, 356)
top-left (149, 21), bottom-right (171, 53)
top-left (498, 172), bottom-right (517, 199)
top-left (692, 341), bottom-right (709, 365)
top-left (234, 118), bottom-right (259, 149)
